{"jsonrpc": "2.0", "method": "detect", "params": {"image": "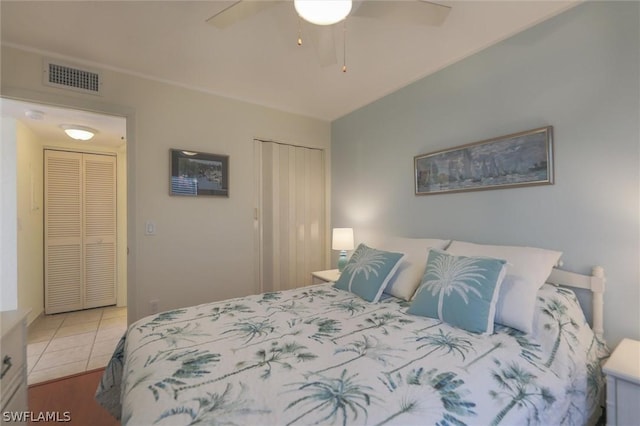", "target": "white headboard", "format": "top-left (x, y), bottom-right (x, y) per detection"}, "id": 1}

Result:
top-left (547, 265), bottom-right (605, 340)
